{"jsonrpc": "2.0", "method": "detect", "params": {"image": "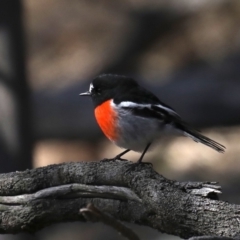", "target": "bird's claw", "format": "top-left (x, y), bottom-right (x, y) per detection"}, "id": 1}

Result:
top-left (100, 158), bottom-right (115, 162)
top-left (125, 161), bottom-right (153, 173)
top-left (113, 156), bottom-right (128, 161)
top-left (100, 157), bottom-right (128, 162)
